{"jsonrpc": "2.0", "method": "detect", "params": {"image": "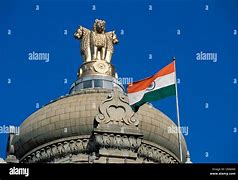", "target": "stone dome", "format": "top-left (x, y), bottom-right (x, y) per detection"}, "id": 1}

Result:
top-left (12, 89), bottom-right (187, 163)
